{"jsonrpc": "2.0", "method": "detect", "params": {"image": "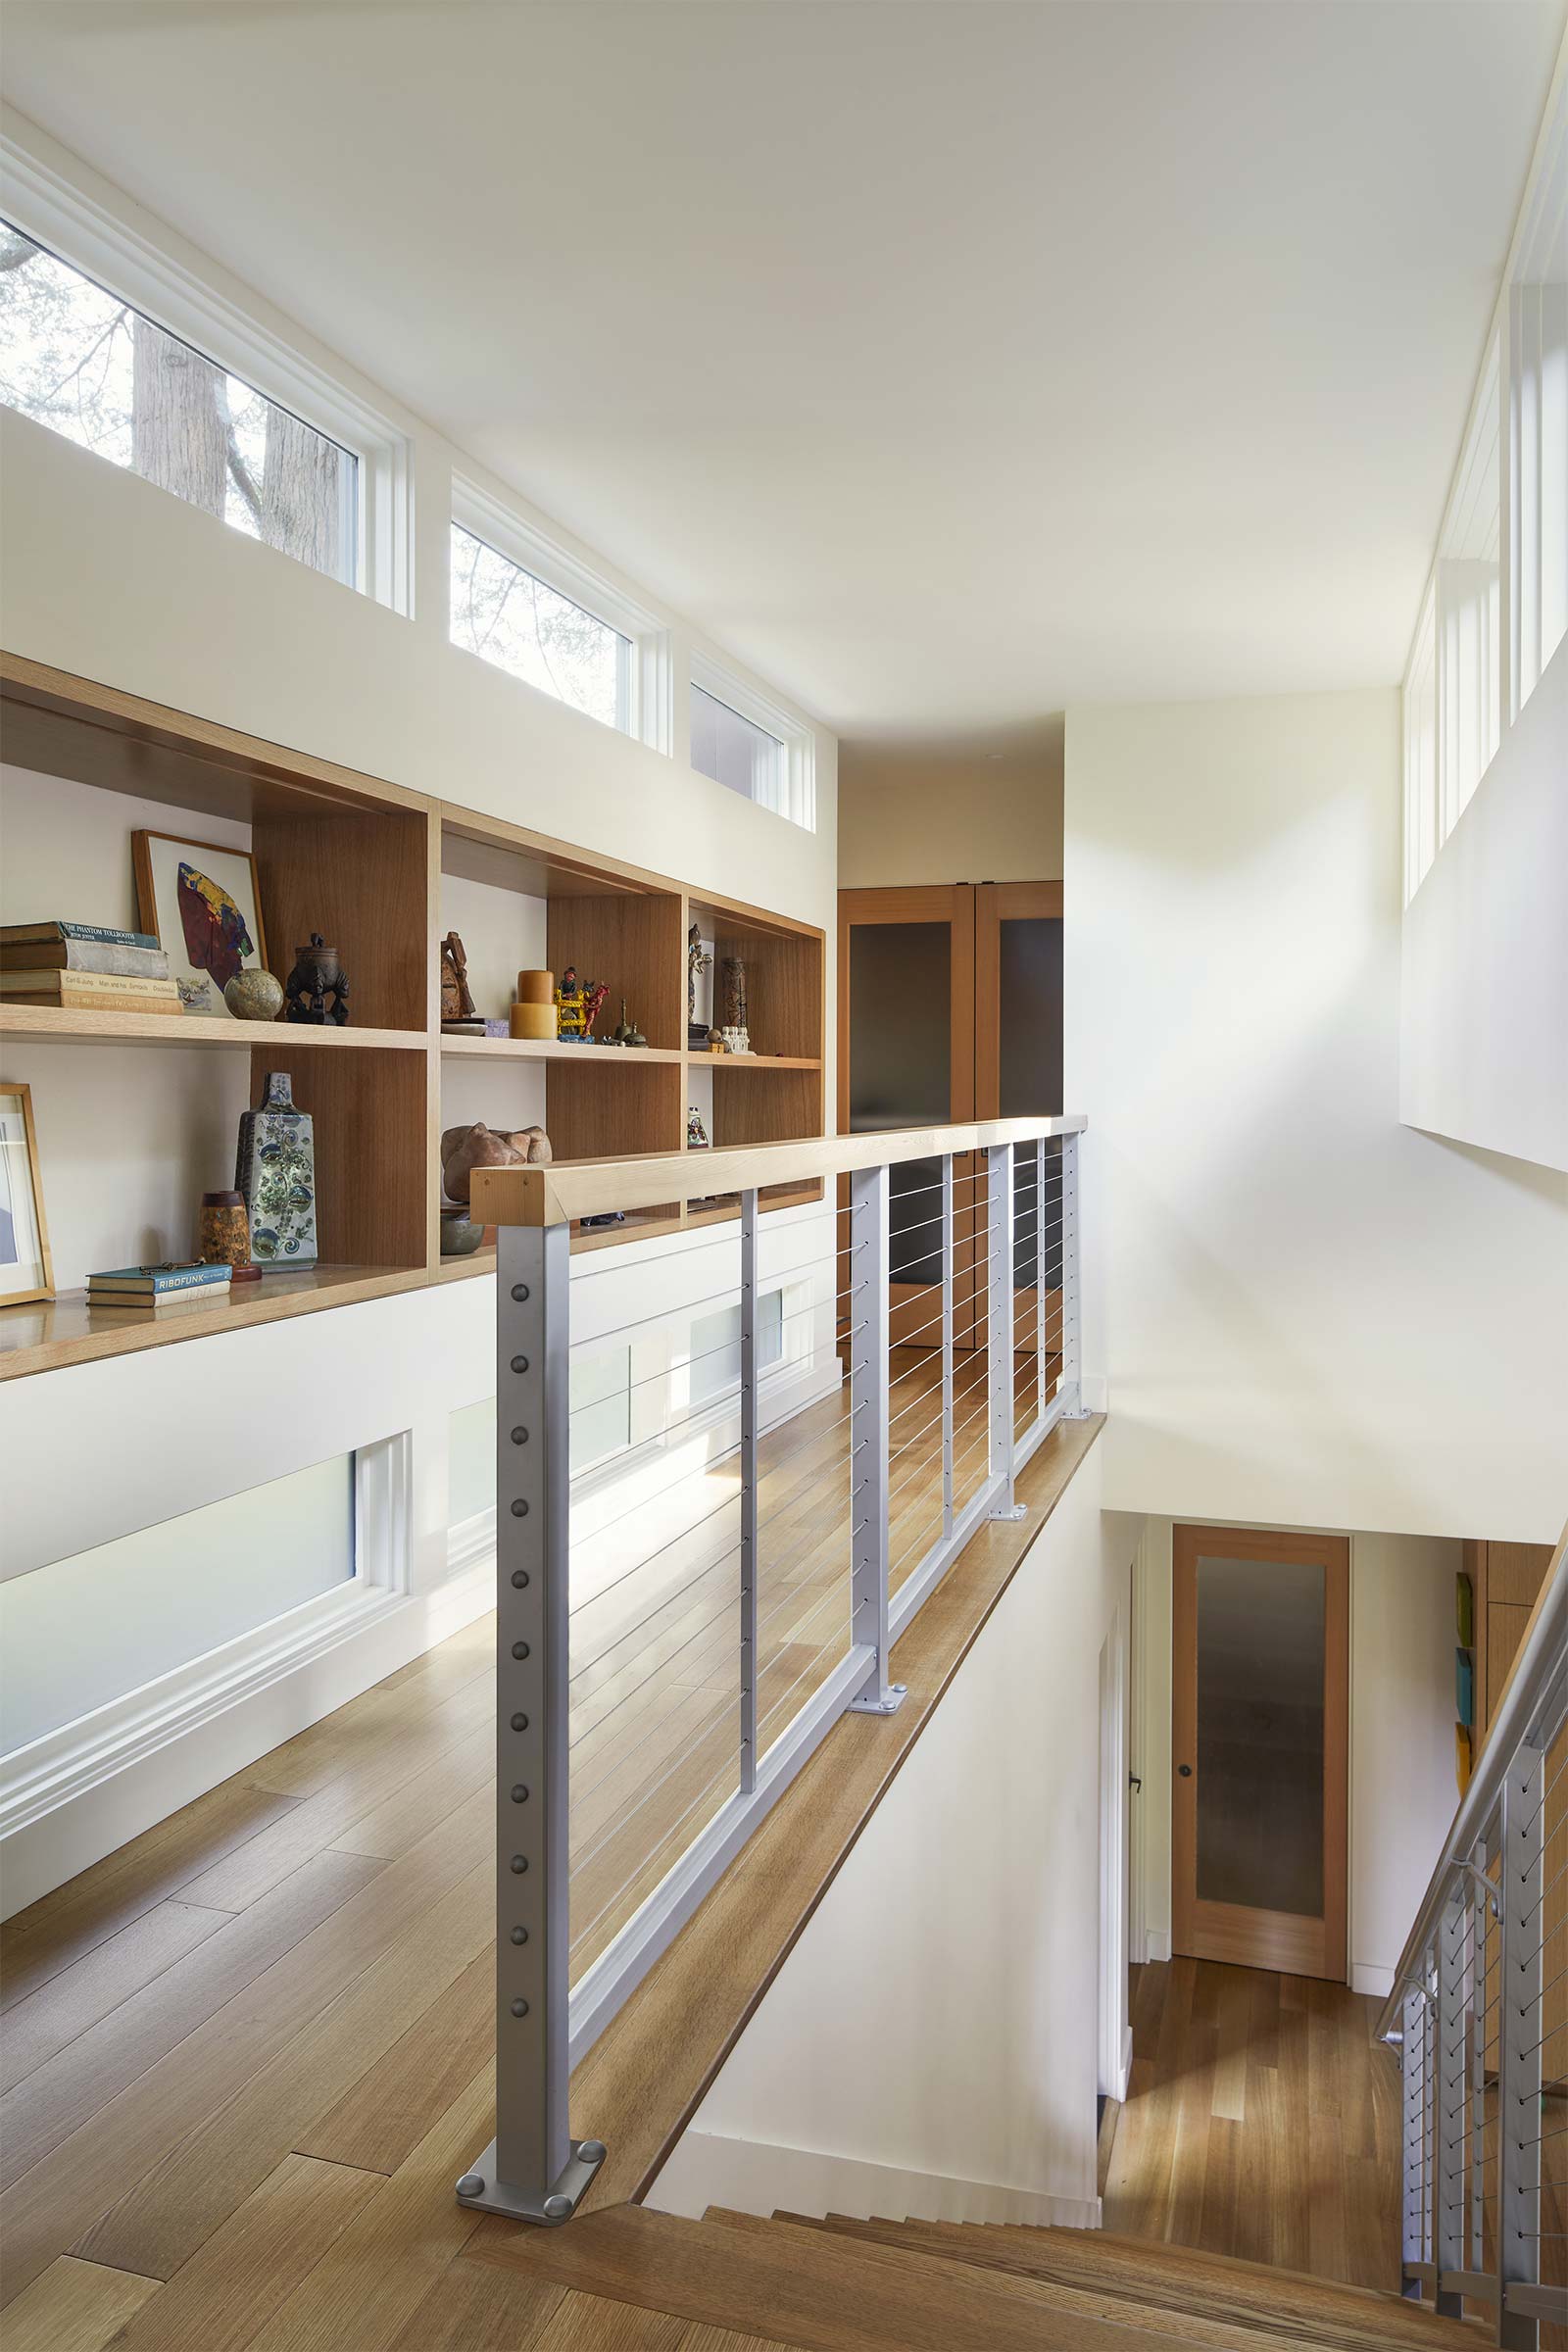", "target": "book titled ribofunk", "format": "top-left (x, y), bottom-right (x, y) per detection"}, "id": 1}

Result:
top-left (86, 1262), bottom-right (234, 1297)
